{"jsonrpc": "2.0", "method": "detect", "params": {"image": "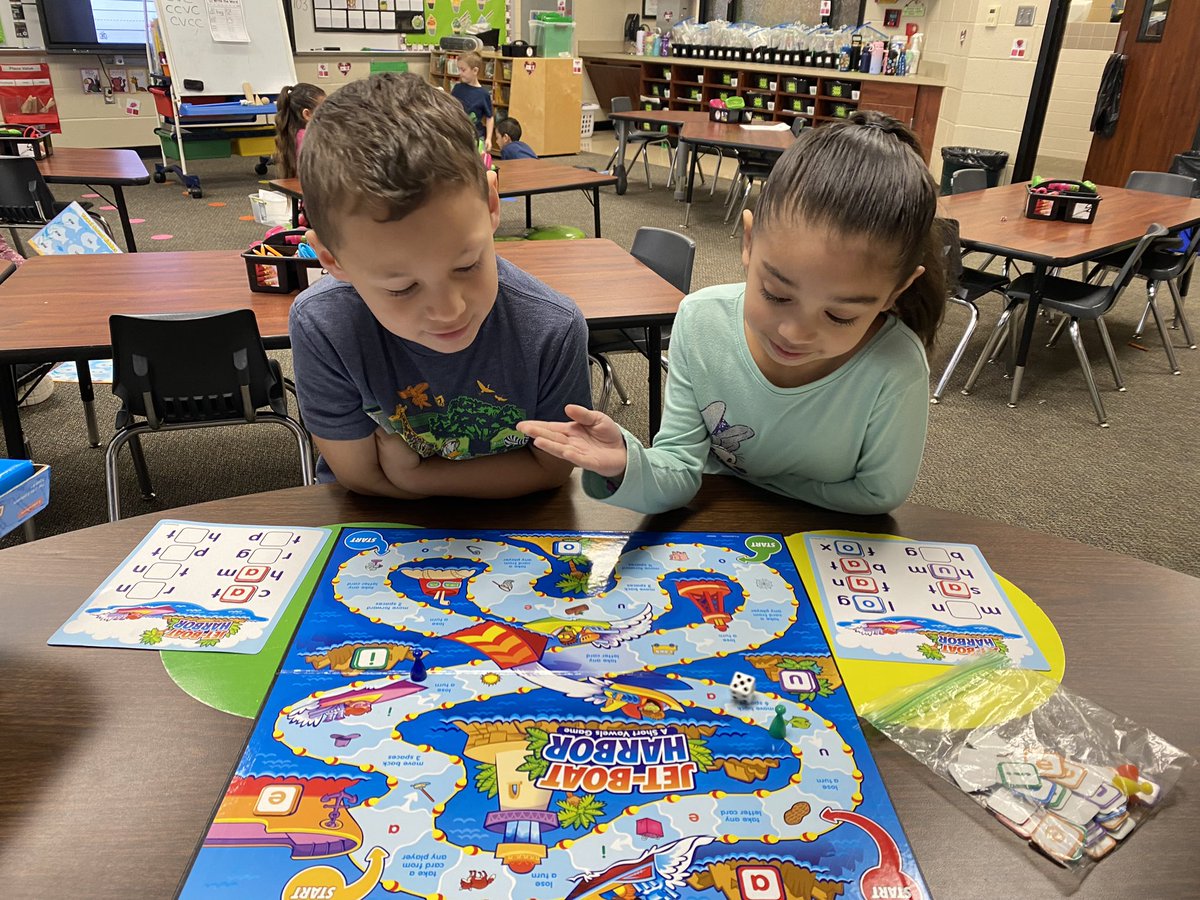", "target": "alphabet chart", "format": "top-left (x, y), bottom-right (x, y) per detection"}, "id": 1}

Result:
top-left (49, 520), bottom-right (329, 654)
top-left (801, 532), bottom-right (1050, 670)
